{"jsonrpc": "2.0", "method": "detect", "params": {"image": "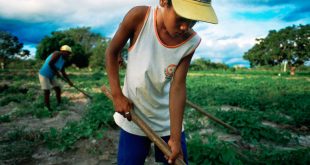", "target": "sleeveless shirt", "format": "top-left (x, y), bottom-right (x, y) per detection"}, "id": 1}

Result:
top-left (39, 52), bottom-right (65, 79)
